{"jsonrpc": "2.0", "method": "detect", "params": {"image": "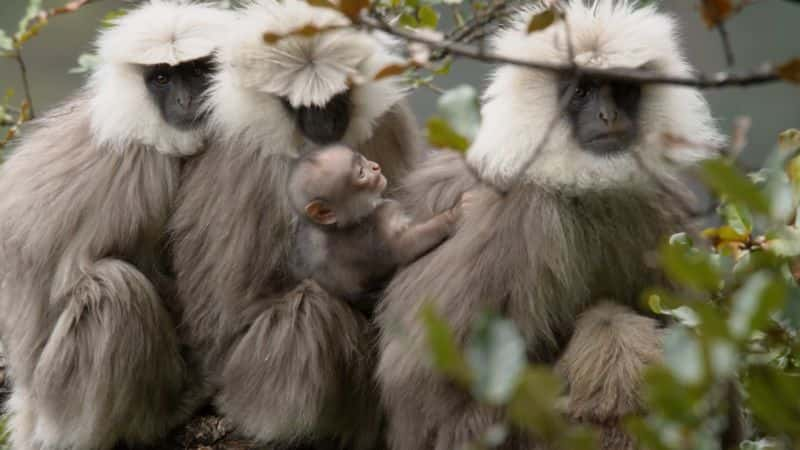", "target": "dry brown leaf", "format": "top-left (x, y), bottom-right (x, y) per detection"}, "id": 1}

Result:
top-left (700, 0), bottom-right (734, 28)
top-left (262, 24), bottom-right (341, 44)
top-left (339, 0), bottom-right (369, 21)
top-left (373, 62), bottom-right (415, 80)
top-left (777, 58), bottom-right (800, 84)
top-left (527, 8), bottom-right (559, 33)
